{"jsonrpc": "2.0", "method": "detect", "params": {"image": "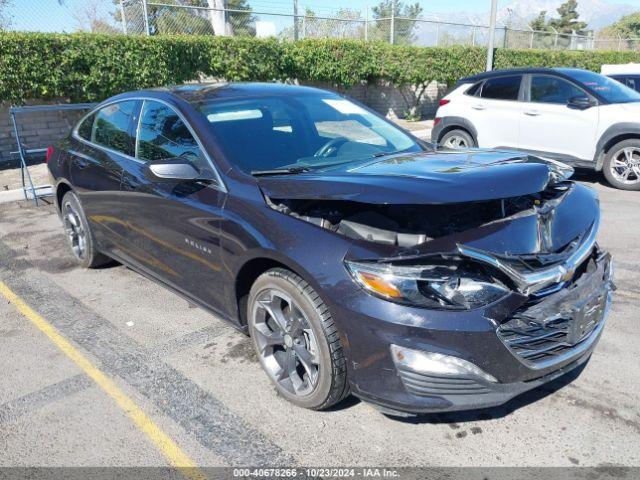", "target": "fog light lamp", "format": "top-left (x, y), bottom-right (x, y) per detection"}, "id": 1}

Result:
top-left (390, 344), bottom-right (497, 383)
